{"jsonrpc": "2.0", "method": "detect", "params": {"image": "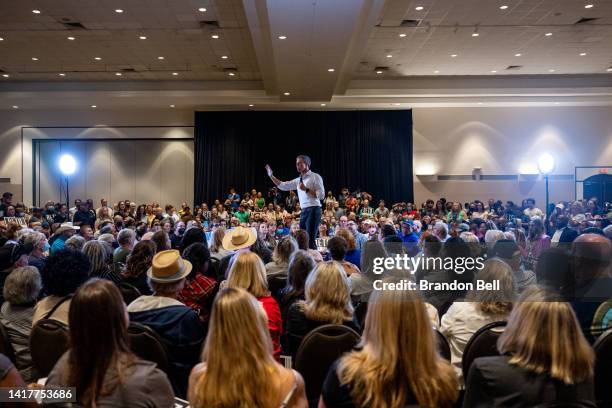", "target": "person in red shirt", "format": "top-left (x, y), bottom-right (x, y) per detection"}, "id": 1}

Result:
top-left (179, 242), bottom-right (218, 325)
